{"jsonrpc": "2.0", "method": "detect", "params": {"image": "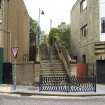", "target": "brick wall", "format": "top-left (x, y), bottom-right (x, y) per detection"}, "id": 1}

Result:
top-left (13, 63), bottom-right (40, 85)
